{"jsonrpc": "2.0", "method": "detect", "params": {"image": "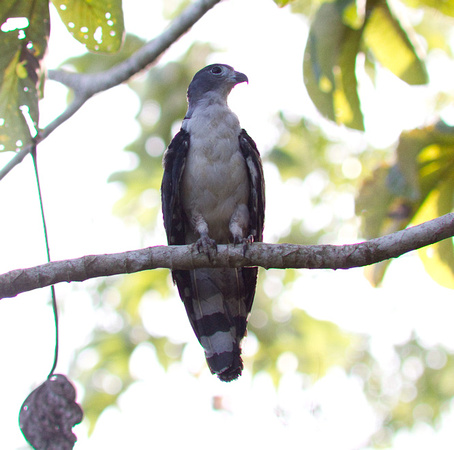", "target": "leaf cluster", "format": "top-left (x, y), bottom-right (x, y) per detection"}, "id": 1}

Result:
top-left (0, 0), bottom-right (125, 153)
top-left (295, 0), bottom-right (454, 288)
top-left (303, 0), bottom-right (428, 131)
top-left (0, 0), bottom-right (49, 152)
top-left (357, 123), bottom-right (454, 287)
